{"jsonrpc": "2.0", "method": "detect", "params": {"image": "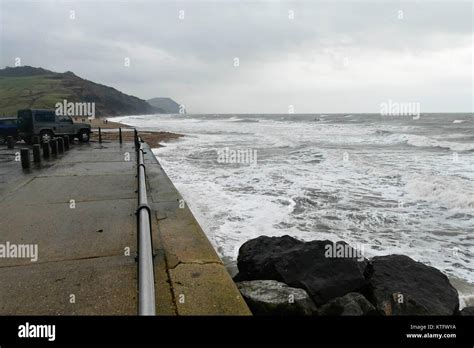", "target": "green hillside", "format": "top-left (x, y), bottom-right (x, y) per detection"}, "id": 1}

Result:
top-left (0, 66), bottom-right (160, 117)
